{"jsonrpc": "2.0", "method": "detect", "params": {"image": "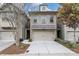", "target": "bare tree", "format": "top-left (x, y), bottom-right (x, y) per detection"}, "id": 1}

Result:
top-left (0, 3), bottom-right (25, 47)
